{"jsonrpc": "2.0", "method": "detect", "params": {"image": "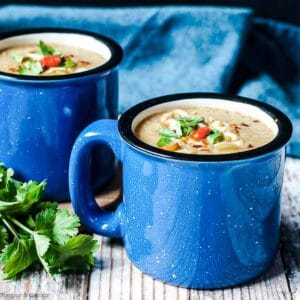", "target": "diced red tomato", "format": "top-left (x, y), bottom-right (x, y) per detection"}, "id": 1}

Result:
top-left (41, 55), bottom-right (62, 68)
top-left (190, 127), bottom-right (211, 141)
